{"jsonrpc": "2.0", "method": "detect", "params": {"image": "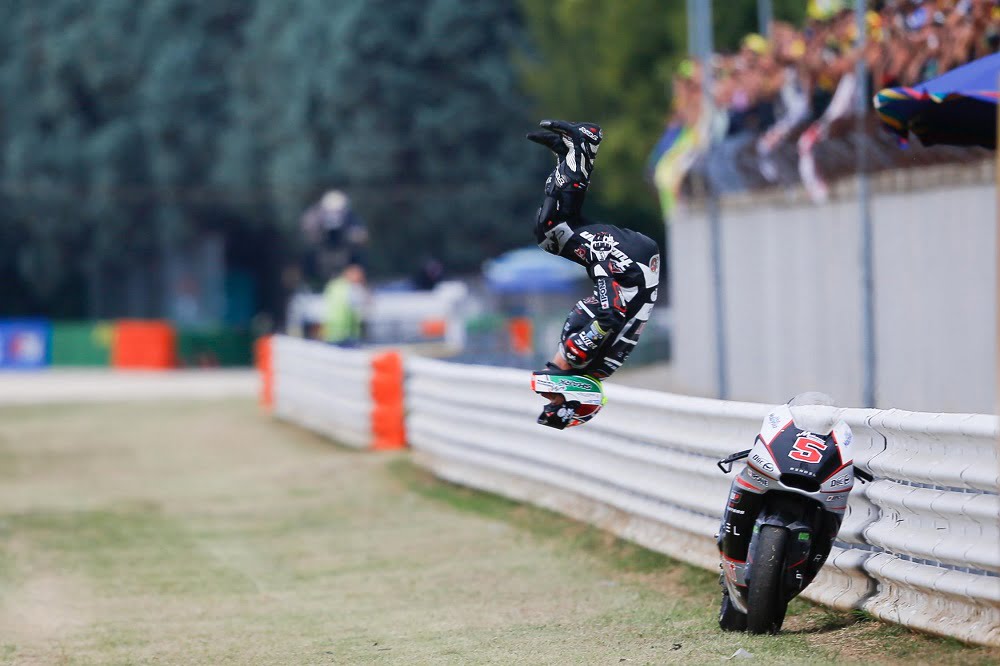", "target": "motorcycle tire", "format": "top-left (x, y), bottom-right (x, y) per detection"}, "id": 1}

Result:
top-left (747, 525), bottom-right (788, 634)
top-left (718, 591), bottom-right (747, 632)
